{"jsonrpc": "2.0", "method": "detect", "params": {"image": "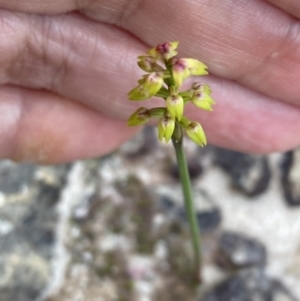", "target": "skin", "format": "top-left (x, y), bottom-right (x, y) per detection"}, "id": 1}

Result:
top-left (0, 0), bottom-right (300, 163)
